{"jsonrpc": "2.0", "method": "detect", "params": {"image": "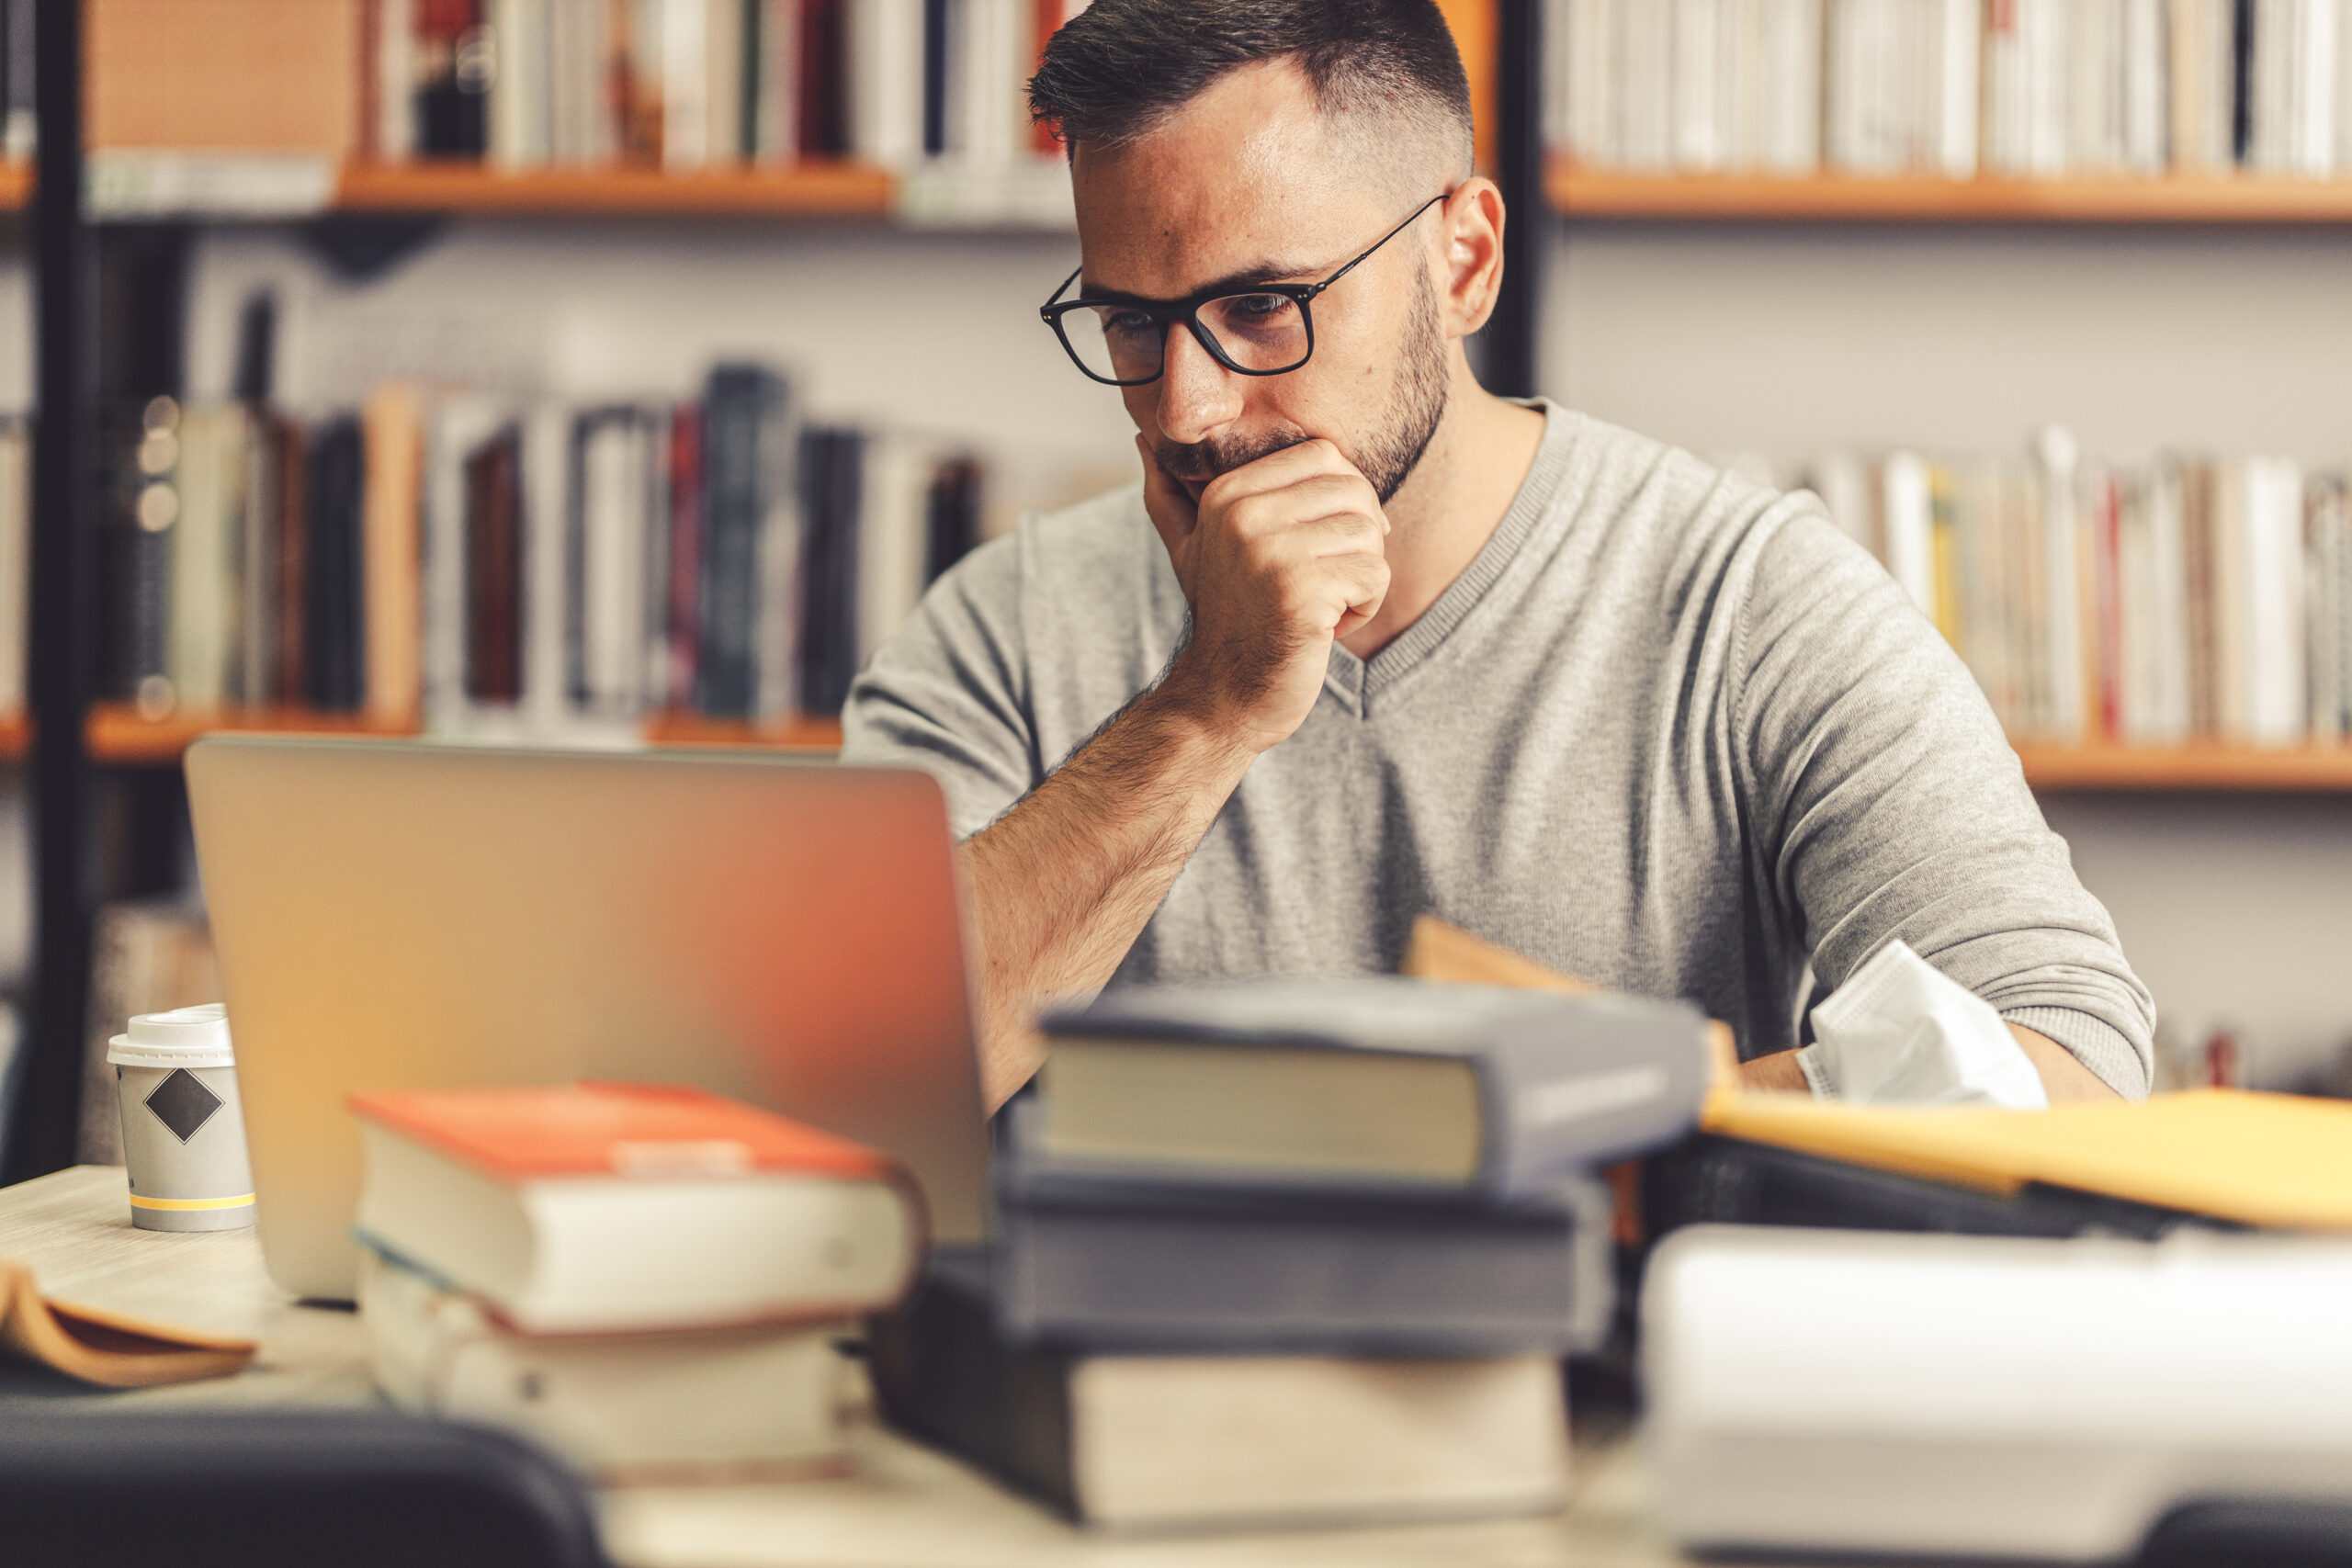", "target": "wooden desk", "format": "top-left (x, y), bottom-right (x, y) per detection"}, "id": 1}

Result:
top-left (0, 1166), bottom-right (1687, 1568)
